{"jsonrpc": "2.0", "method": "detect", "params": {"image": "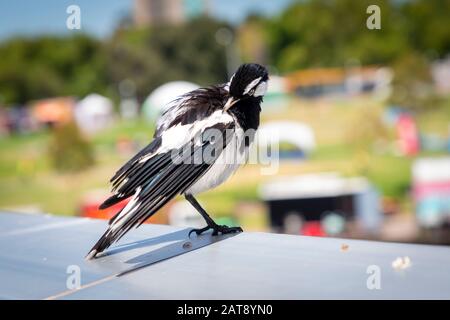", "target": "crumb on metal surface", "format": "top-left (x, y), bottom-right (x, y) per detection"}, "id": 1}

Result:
top-left (392, 256), bottom-right (412, 270)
